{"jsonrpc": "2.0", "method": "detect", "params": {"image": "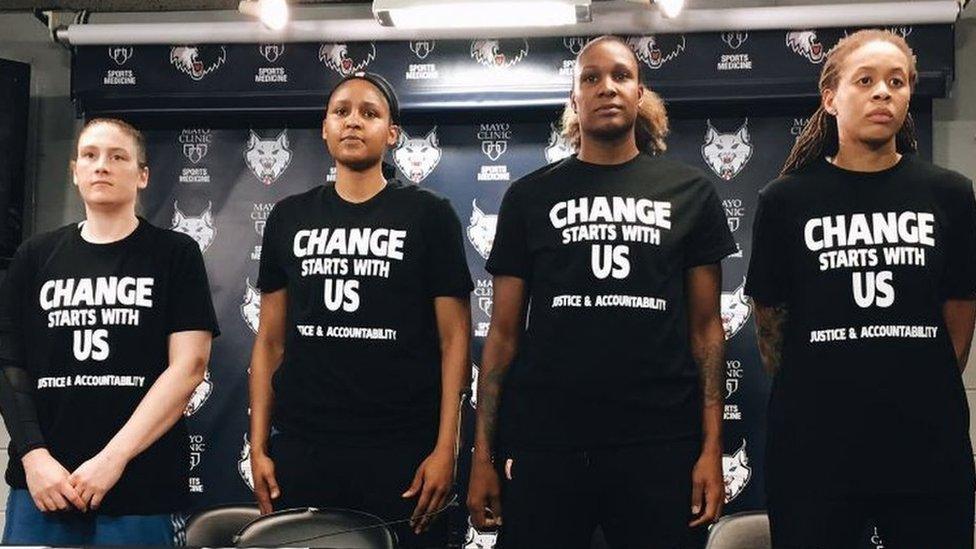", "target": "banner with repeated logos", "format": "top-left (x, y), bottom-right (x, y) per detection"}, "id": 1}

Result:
top-left (77, 29), bottom-right (942, 549)
top-left (78, 26), bottom-right (952, 113)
